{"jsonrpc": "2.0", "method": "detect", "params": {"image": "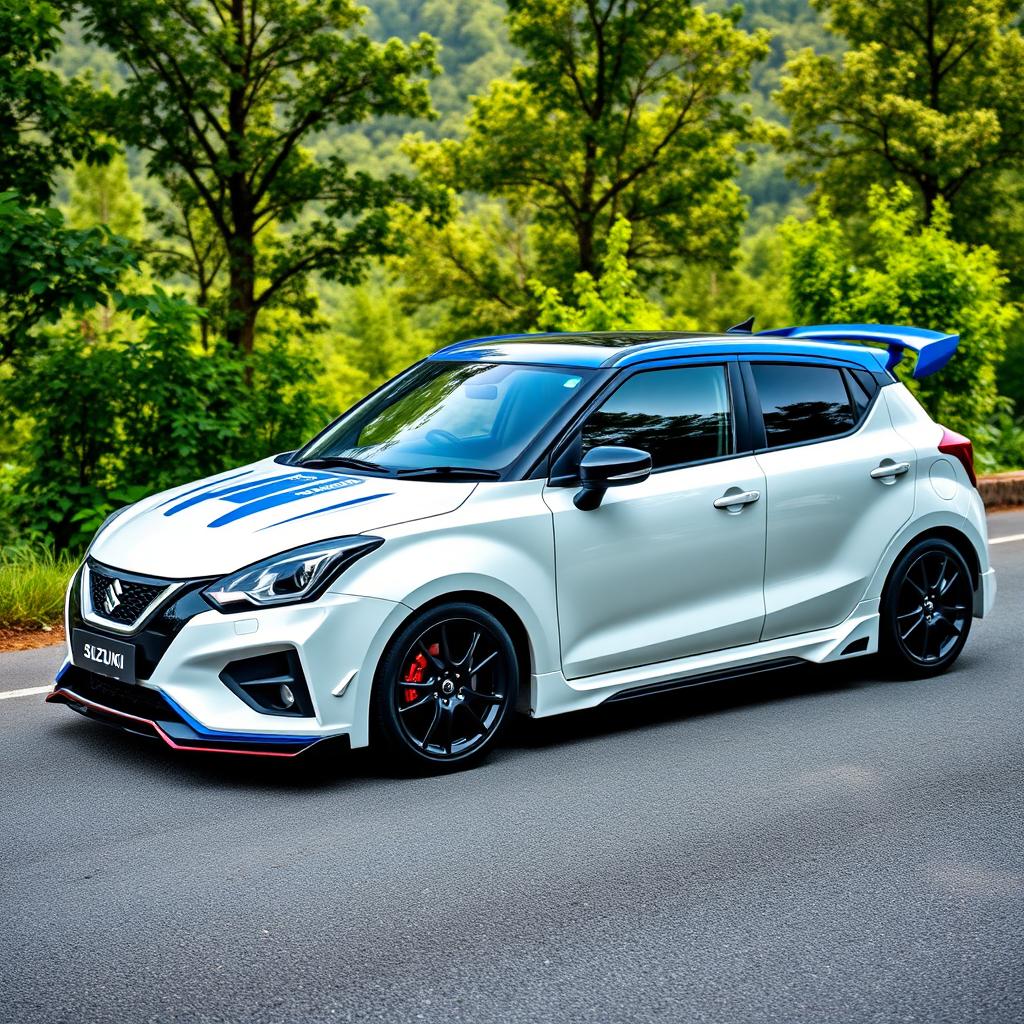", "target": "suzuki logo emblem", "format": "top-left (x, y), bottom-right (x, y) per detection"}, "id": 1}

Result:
top-left (102, 579), bottom-right (123, 615)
